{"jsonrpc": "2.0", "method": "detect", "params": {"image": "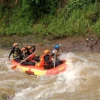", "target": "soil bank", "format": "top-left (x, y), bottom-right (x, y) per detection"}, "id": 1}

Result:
top-left (0, 35), bottom-right (100, 53)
